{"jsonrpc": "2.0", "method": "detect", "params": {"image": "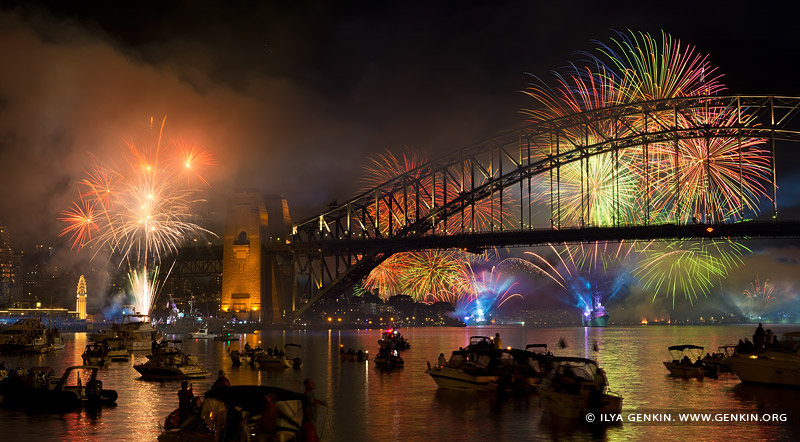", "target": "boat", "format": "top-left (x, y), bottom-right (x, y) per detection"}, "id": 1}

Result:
top-left (105, 338), bottom-right (131, 361)
top-left (213, 327), bottom-right (241, 341)
top-left (284, 343), bottom-right (303, 369)
top-left (581, 292), bottom-right (609, 327)
top-left (81, 342), bottom-right (110, 366)
top-left (187, 326), bottom-right (218, 339)
top-left (724, 331), bottom-right (800, 387)
top-left (703, 345), bottom-right (737, 373)
top-left (47, 327), bottom-right (65, 351)
top-left (89, 314), bottom-right (163, 351)
top-left (158, 385), bottom-right (309, 442)
top-left (339, 346), bottom-right (368, 362)
top-left (377, 327), bottom-right (410, 350)
top-left (426, 336), bottom-right (510, 391)
top-left (0, 365), bottom-right (118, 411)
top-left (253, 346), bottom-right (294, 370)
top-left (663, 344), bottom-right (718, 379)
top-left (133, 340), bottom-right (211, 380)
top-left (497, 344), bottom-right (554, 392)
top-left (538, 357), bottom-right (622, 419)
top-left (0, 318), bottom-right (50, 354)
